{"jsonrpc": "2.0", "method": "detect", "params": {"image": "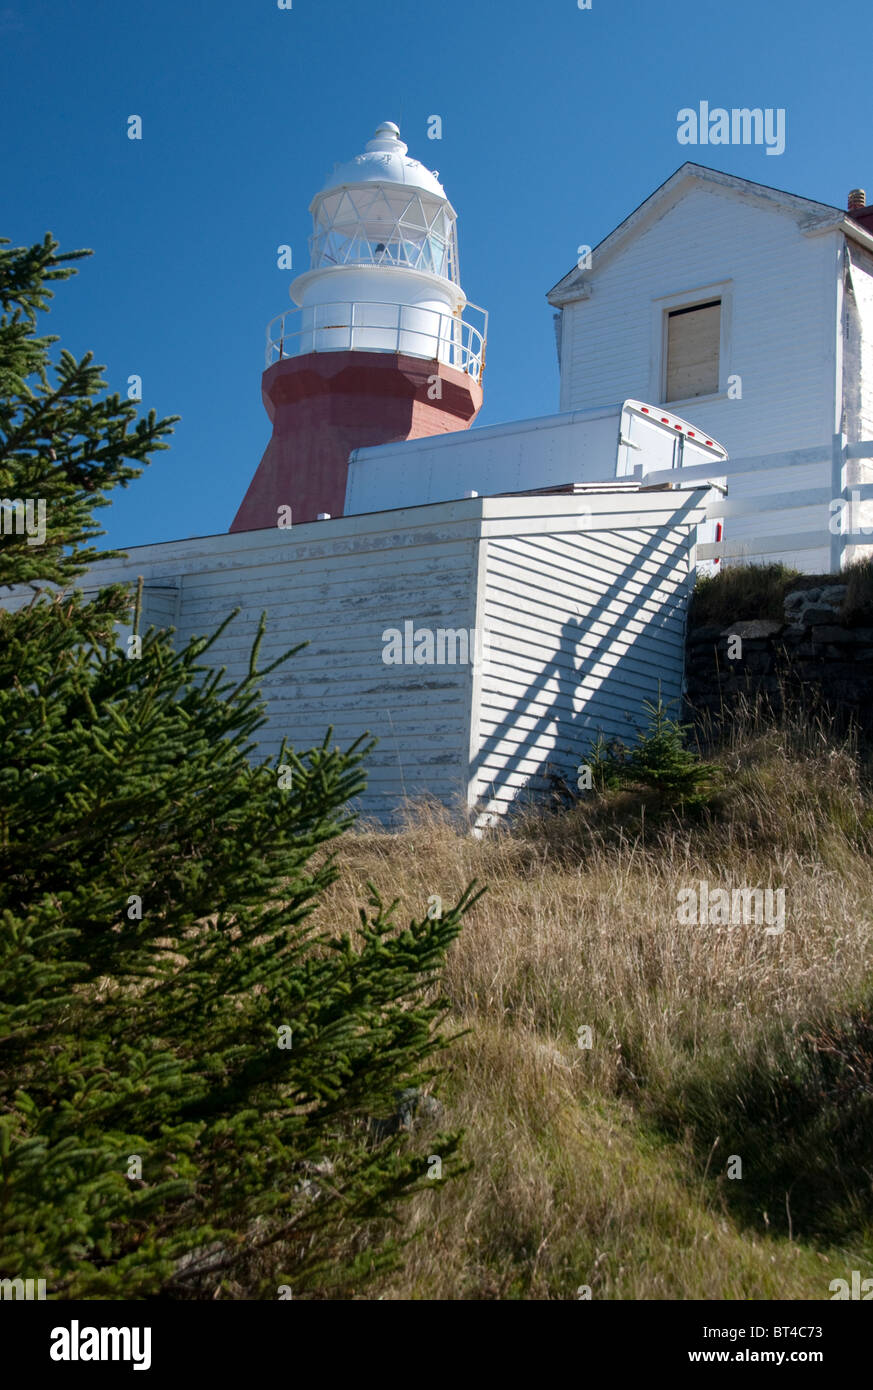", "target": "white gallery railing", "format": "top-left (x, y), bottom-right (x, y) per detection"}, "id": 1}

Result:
top-left (265, 299), bottom-right (487, 383)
